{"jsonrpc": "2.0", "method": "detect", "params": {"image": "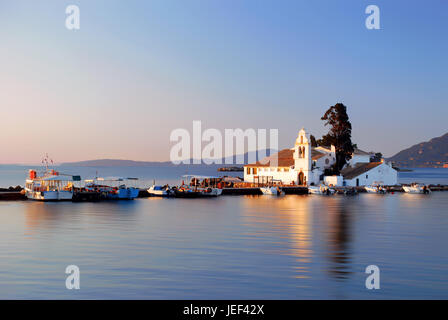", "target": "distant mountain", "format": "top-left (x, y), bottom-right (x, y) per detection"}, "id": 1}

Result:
top-left (60, 149), bottom-right (277, 167)
top-left (388, 132), bottom-right (448, 167)
top-left (60, 159), bottom-right (172, 167)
